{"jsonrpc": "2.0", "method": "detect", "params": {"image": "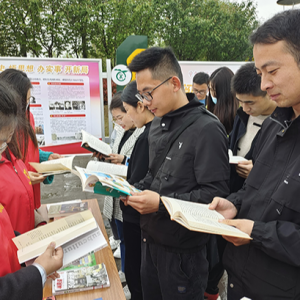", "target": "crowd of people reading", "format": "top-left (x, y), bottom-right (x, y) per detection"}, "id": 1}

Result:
top-left (1, 9), bottom-right (300, 300)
